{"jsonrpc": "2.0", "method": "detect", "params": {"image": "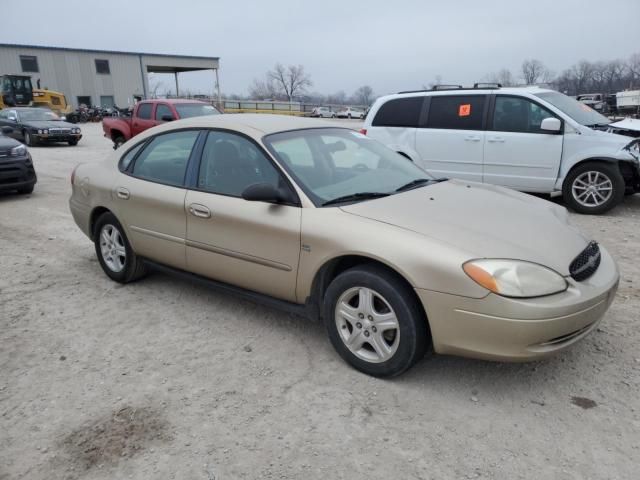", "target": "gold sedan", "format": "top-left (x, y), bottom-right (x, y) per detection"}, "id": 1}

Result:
top-left (69, 115), bottom-right (619, 377)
